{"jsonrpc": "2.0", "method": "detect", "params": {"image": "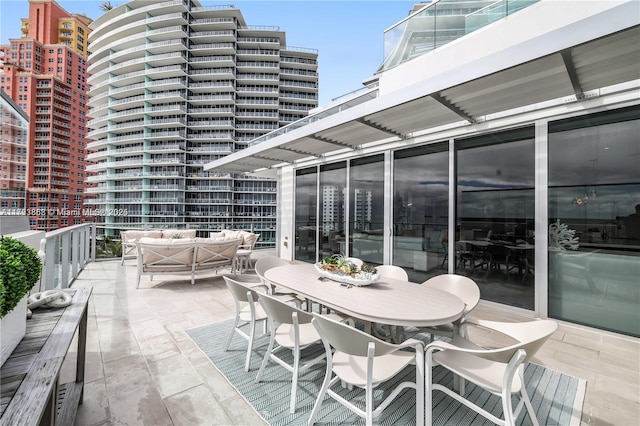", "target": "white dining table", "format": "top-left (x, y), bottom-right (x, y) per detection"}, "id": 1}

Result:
top-left (264, 263), bottom-right (465, 328)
